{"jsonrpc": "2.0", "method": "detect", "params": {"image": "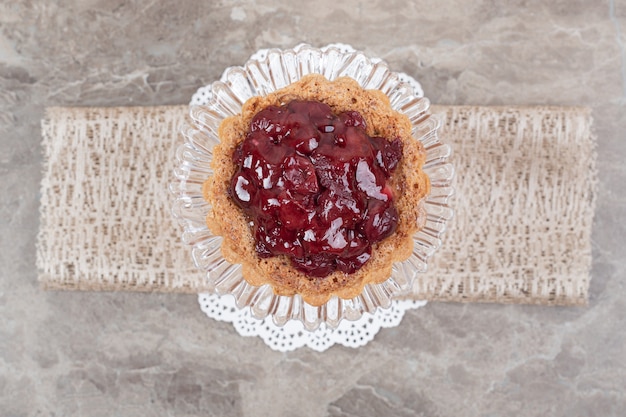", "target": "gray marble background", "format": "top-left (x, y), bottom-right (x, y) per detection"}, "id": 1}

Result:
top-left (1, 1), bottom-right (625, 416)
